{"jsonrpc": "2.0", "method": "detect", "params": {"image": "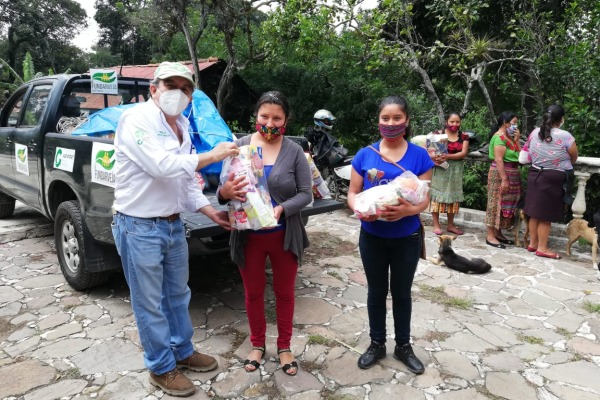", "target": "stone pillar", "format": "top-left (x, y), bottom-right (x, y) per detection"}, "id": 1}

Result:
top-left (571, 171), bottom-right (590, 219)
